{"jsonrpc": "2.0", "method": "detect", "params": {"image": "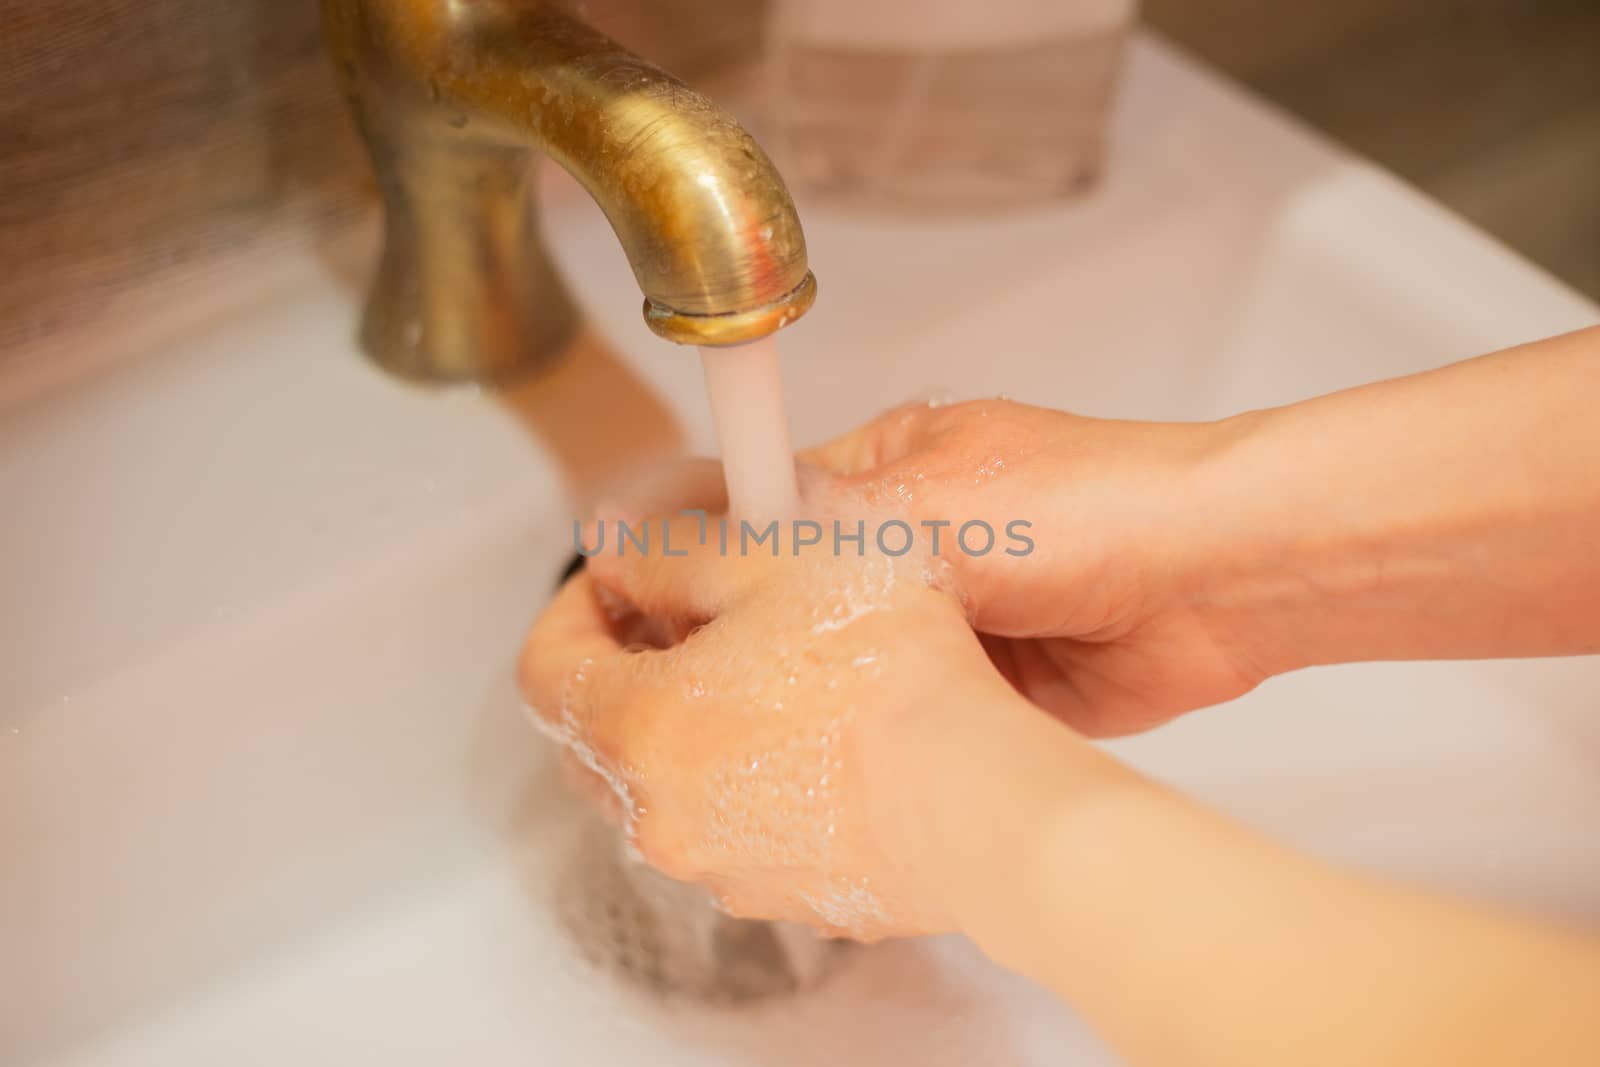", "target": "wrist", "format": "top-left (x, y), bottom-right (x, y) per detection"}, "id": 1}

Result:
top-left (896, 674), bottom-right (1129, 941)
top-left (1174, 406), bottom-right (1352, 678)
